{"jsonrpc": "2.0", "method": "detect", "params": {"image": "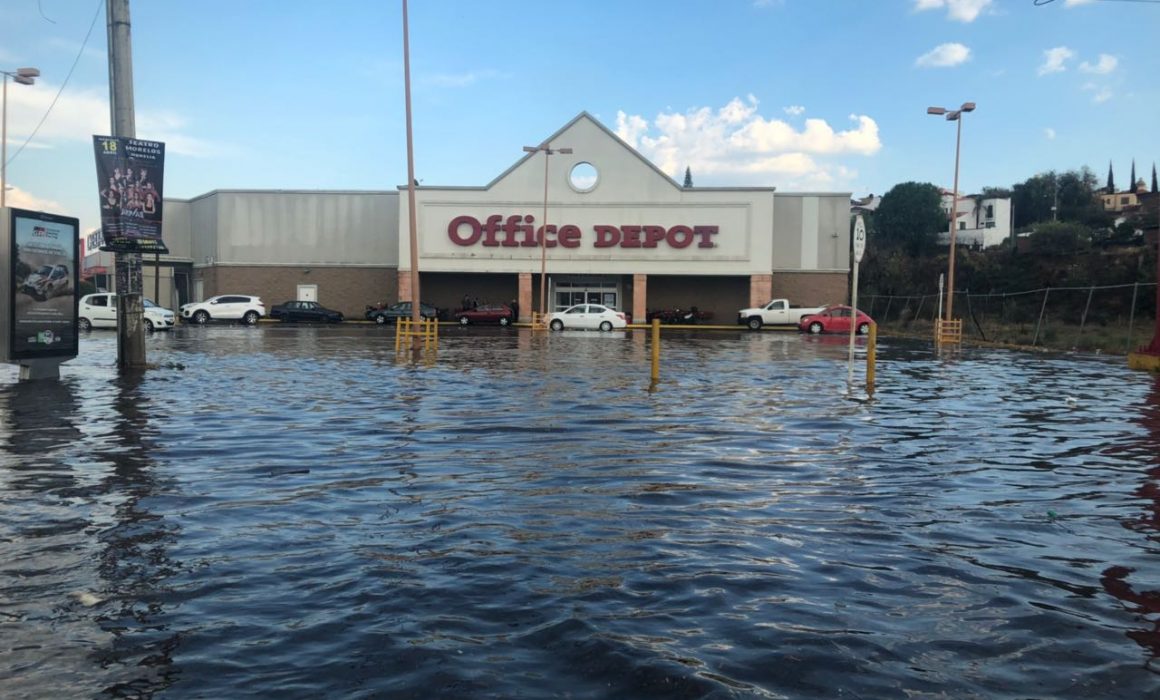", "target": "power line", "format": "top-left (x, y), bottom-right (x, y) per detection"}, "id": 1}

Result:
top-left (4, 0), bottom-right (104, 168)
